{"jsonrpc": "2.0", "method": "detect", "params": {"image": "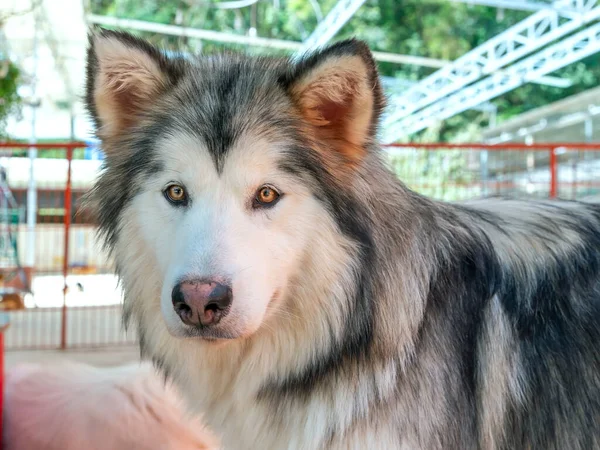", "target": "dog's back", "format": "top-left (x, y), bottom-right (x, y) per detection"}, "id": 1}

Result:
top-left (444, 198), bottom-right (600, 449)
